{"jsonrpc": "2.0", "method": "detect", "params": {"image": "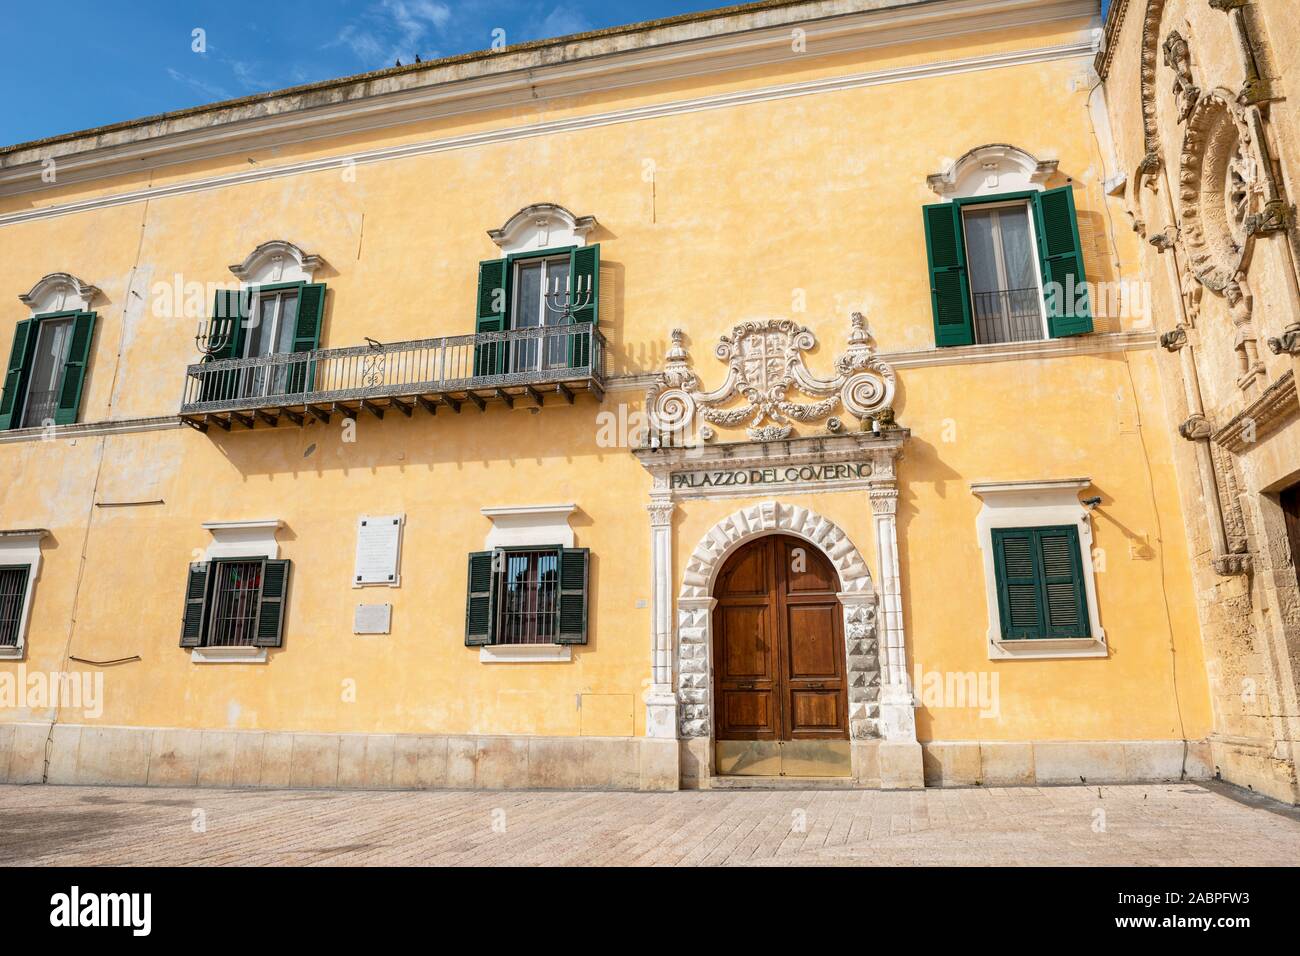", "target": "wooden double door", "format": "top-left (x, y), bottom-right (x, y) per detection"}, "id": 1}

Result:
top-left (713, 534), bottom-right (849, 749)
